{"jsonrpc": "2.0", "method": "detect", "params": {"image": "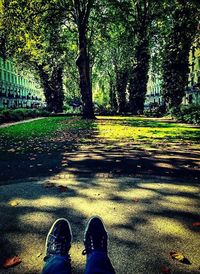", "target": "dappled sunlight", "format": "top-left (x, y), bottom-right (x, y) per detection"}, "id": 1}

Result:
top-left (0, 116), bottom-right (200, 273)
top-left (0, 116), bottom-right (200, 182)
top-left (154, 162), bottom-right (177, 169)
top-left (19, 212), bottom-right (55, 230)
top-left (9, 196), bottom-right (63, 209)
top-left (138, 182), bottom-right (199, 193)
top-left (159, 197), bottom-right (199, 212)
top-left (70, 241), bottom-right (85, 271)
top-left (113, 188), bottom-right (157, 202)
top-left (150, 217), bottom-right (189, 237)
top-left (0, 176), bottom-right (200, 273)
top-left (95, 116), bottom-right (200, 144)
